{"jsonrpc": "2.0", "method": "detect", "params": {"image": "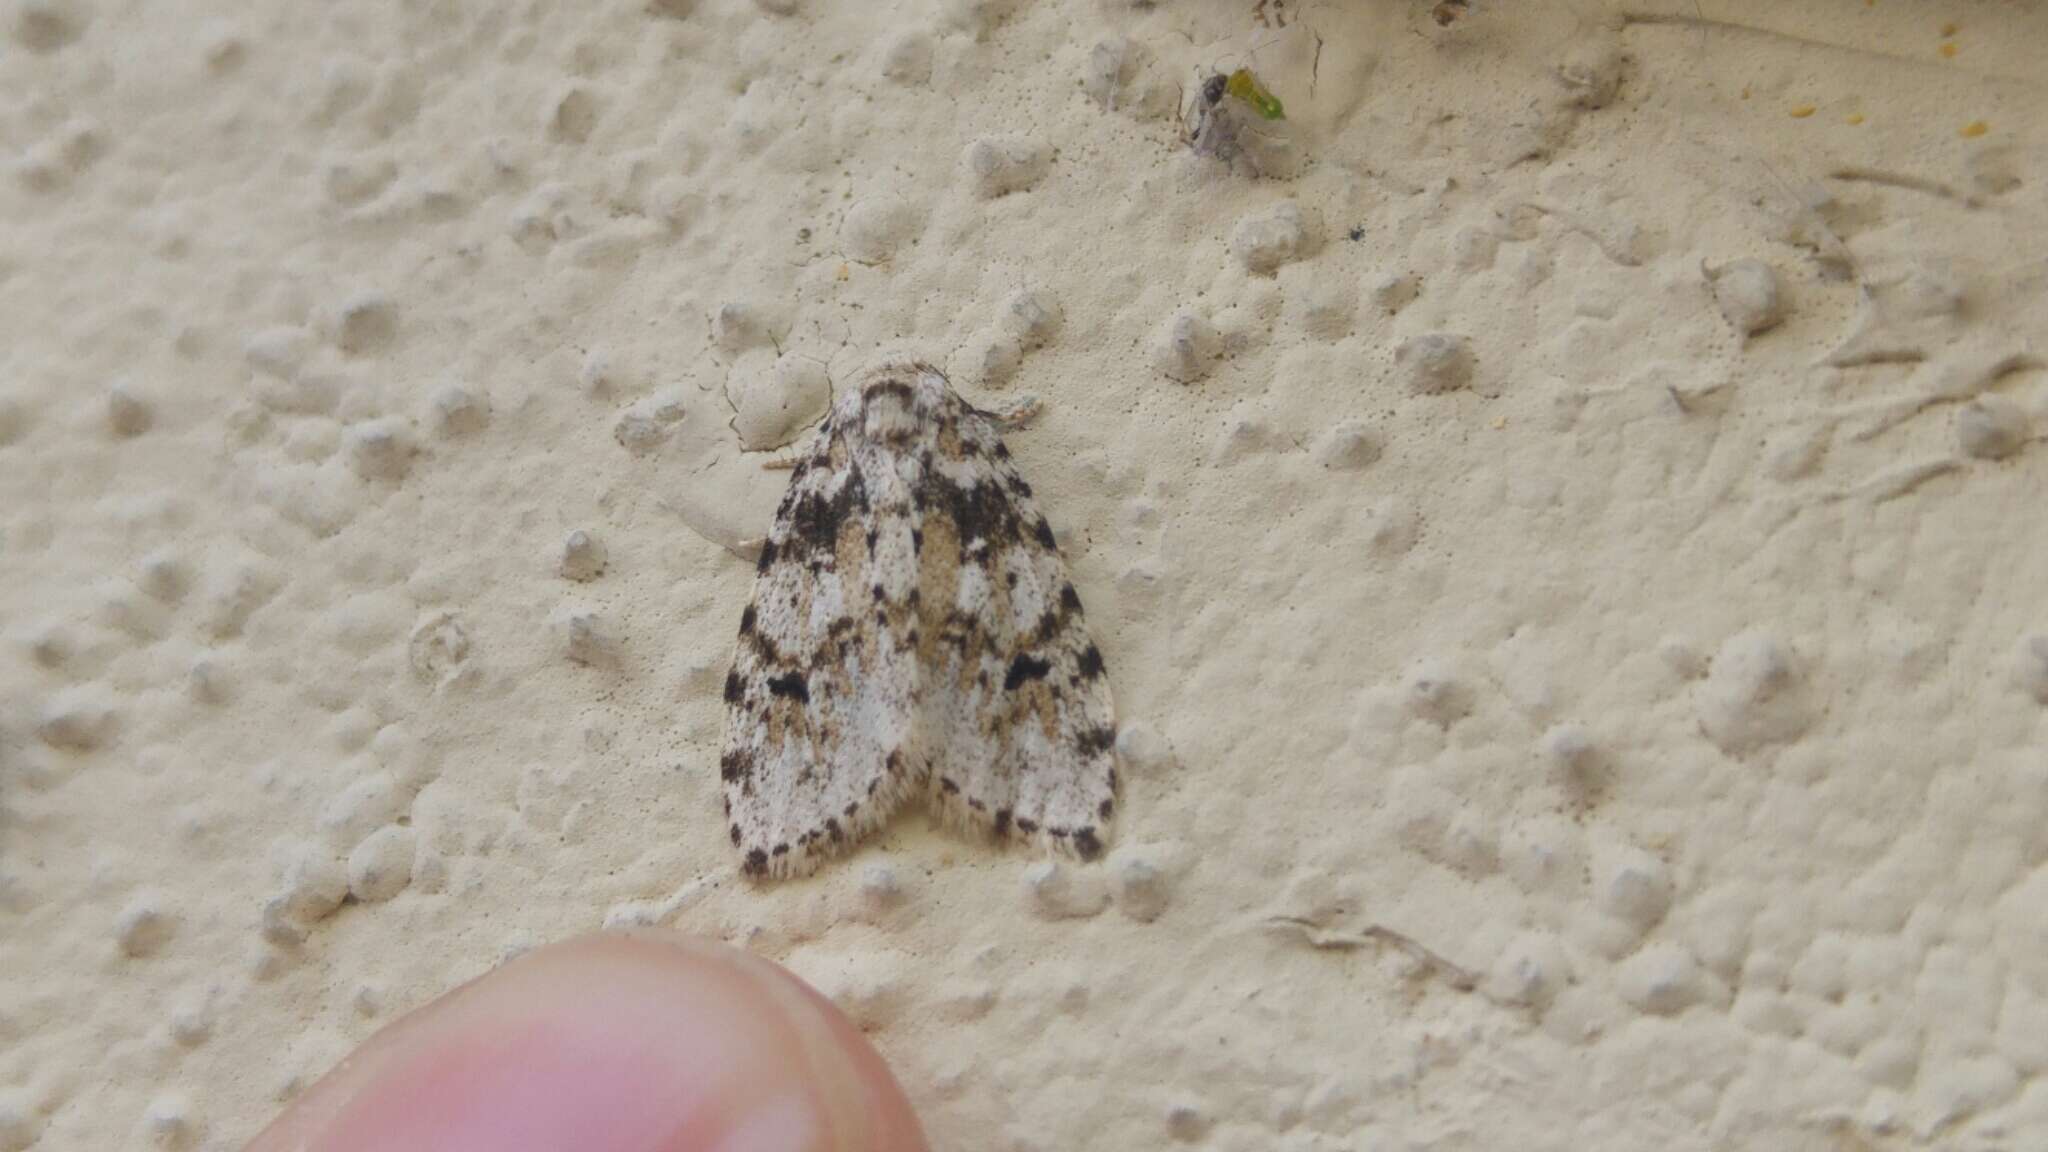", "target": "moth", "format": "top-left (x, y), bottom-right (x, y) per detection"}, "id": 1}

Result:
top-left (720, 362), bottom-right (1118, 879)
